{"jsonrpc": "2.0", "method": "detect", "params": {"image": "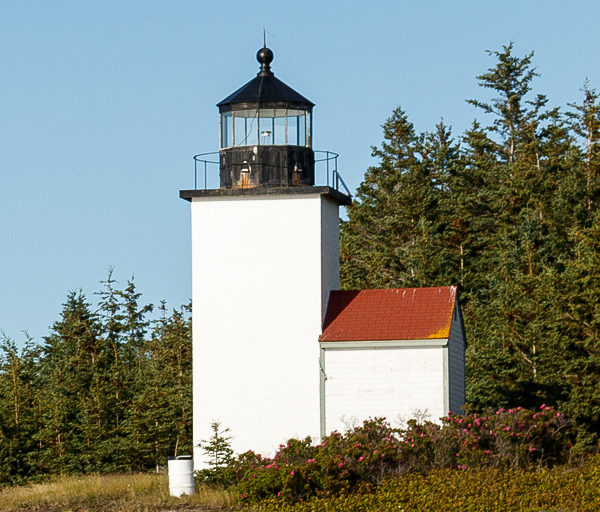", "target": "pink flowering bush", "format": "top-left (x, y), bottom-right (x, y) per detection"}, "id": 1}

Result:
top-left (312, 418), bottom-right (400, 490)
top-left (232, 419), bottom-right (399, 503)
top-left (219, 407), bottom-right (577, 504)
top-left (438, 404), bottom-right (573, 470)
